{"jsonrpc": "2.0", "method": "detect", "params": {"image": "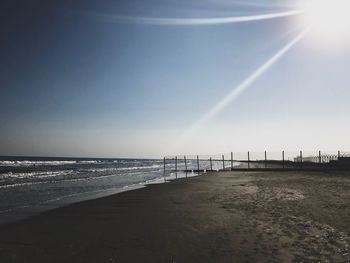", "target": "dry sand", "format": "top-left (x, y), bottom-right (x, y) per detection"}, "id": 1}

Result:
top-left (1, 171), bottom-right (350, 262)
